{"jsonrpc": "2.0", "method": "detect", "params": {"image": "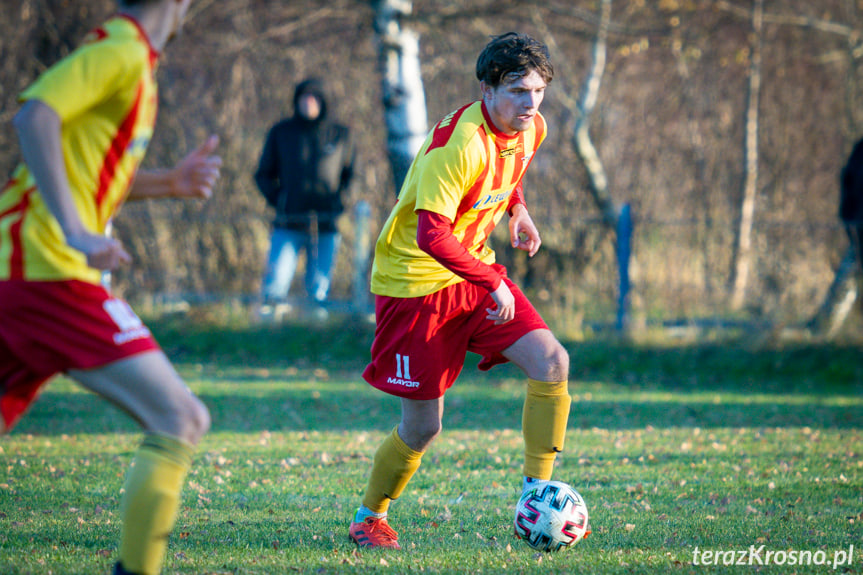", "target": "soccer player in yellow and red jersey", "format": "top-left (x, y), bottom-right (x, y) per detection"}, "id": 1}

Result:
top-left (349, 32), bottom-right (574, 549)
top-left (0, 1), bottom-right (221, 573)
